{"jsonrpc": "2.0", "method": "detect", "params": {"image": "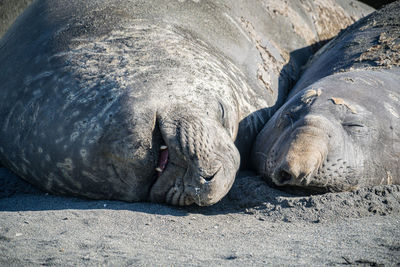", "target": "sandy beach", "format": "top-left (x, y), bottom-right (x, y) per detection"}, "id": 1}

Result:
top-left (1, 168), bottom-right (399, 266)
